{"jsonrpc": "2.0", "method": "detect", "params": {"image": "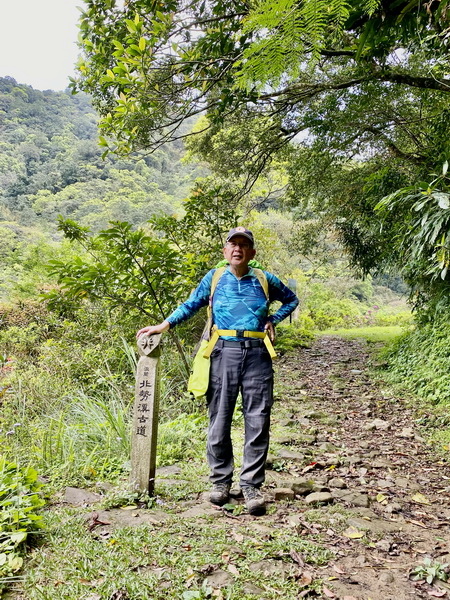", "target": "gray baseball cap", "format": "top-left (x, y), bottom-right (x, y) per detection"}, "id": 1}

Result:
top-left (226, 227), bottom-right (254, 245)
